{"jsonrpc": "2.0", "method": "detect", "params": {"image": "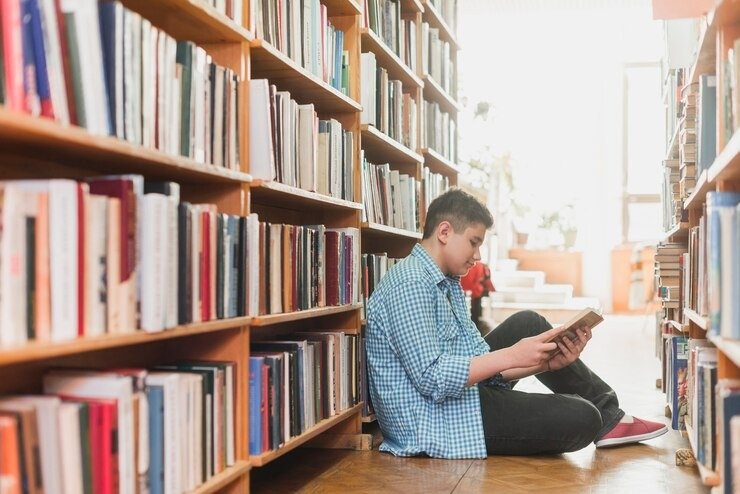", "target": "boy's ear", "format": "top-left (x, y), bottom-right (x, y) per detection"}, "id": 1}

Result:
top-left (437, 220), bottom-right (452, 245)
